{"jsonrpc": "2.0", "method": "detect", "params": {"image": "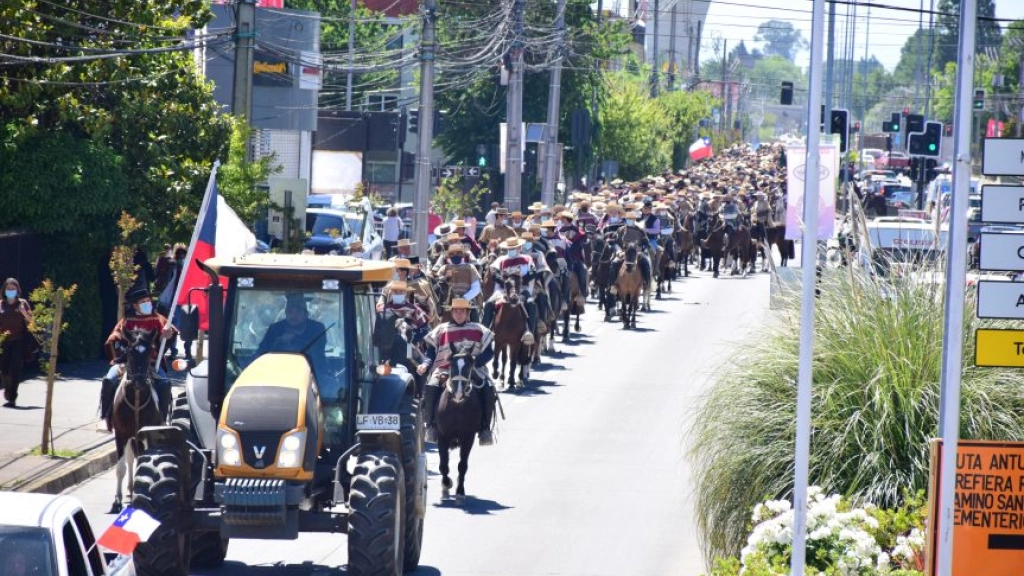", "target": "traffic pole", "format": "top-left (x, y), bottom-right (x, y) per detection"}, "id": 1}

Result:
top-left (504, 0), bottom-right (525, 212)
top-left (791, 0), bottom-right (826, 574)
top-left (936, 1), bottom-right (977, 574)
top-left (541, 0), bottom-right (567, 207)
top-left (412, 0), bottom-right (437, 258)
top-left (231, 0), bottom-right (256, 161)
